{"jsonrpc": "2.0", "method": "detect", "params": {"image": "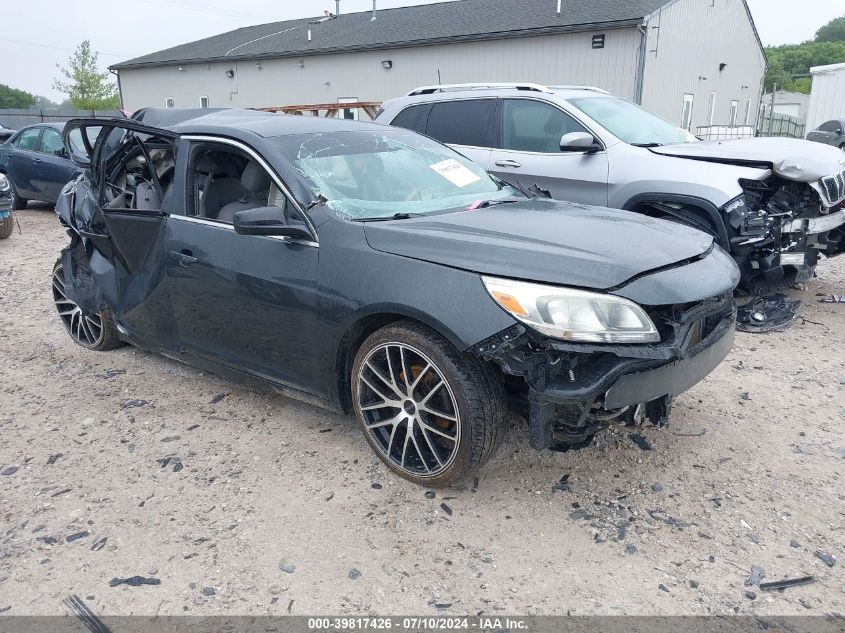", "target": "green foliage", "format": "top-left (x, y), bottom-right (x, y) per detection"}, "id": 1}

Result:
top-left (0, 84), bottom-right (37, 109)
top-left (815, 16), bottom-right (845, 43)
top-left (763, 15), bottom-right (845, 94)
top-left (53, 40), bottom-right (119, 110)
